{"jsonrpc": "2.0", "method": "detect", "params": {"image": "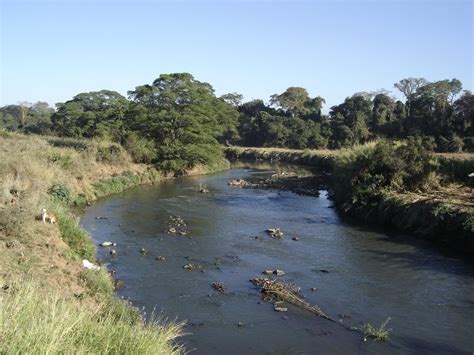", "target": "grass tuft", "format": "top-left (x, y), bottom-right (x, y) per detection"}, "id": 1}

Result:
top-left (364, 317), bottom-right (392, 341)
